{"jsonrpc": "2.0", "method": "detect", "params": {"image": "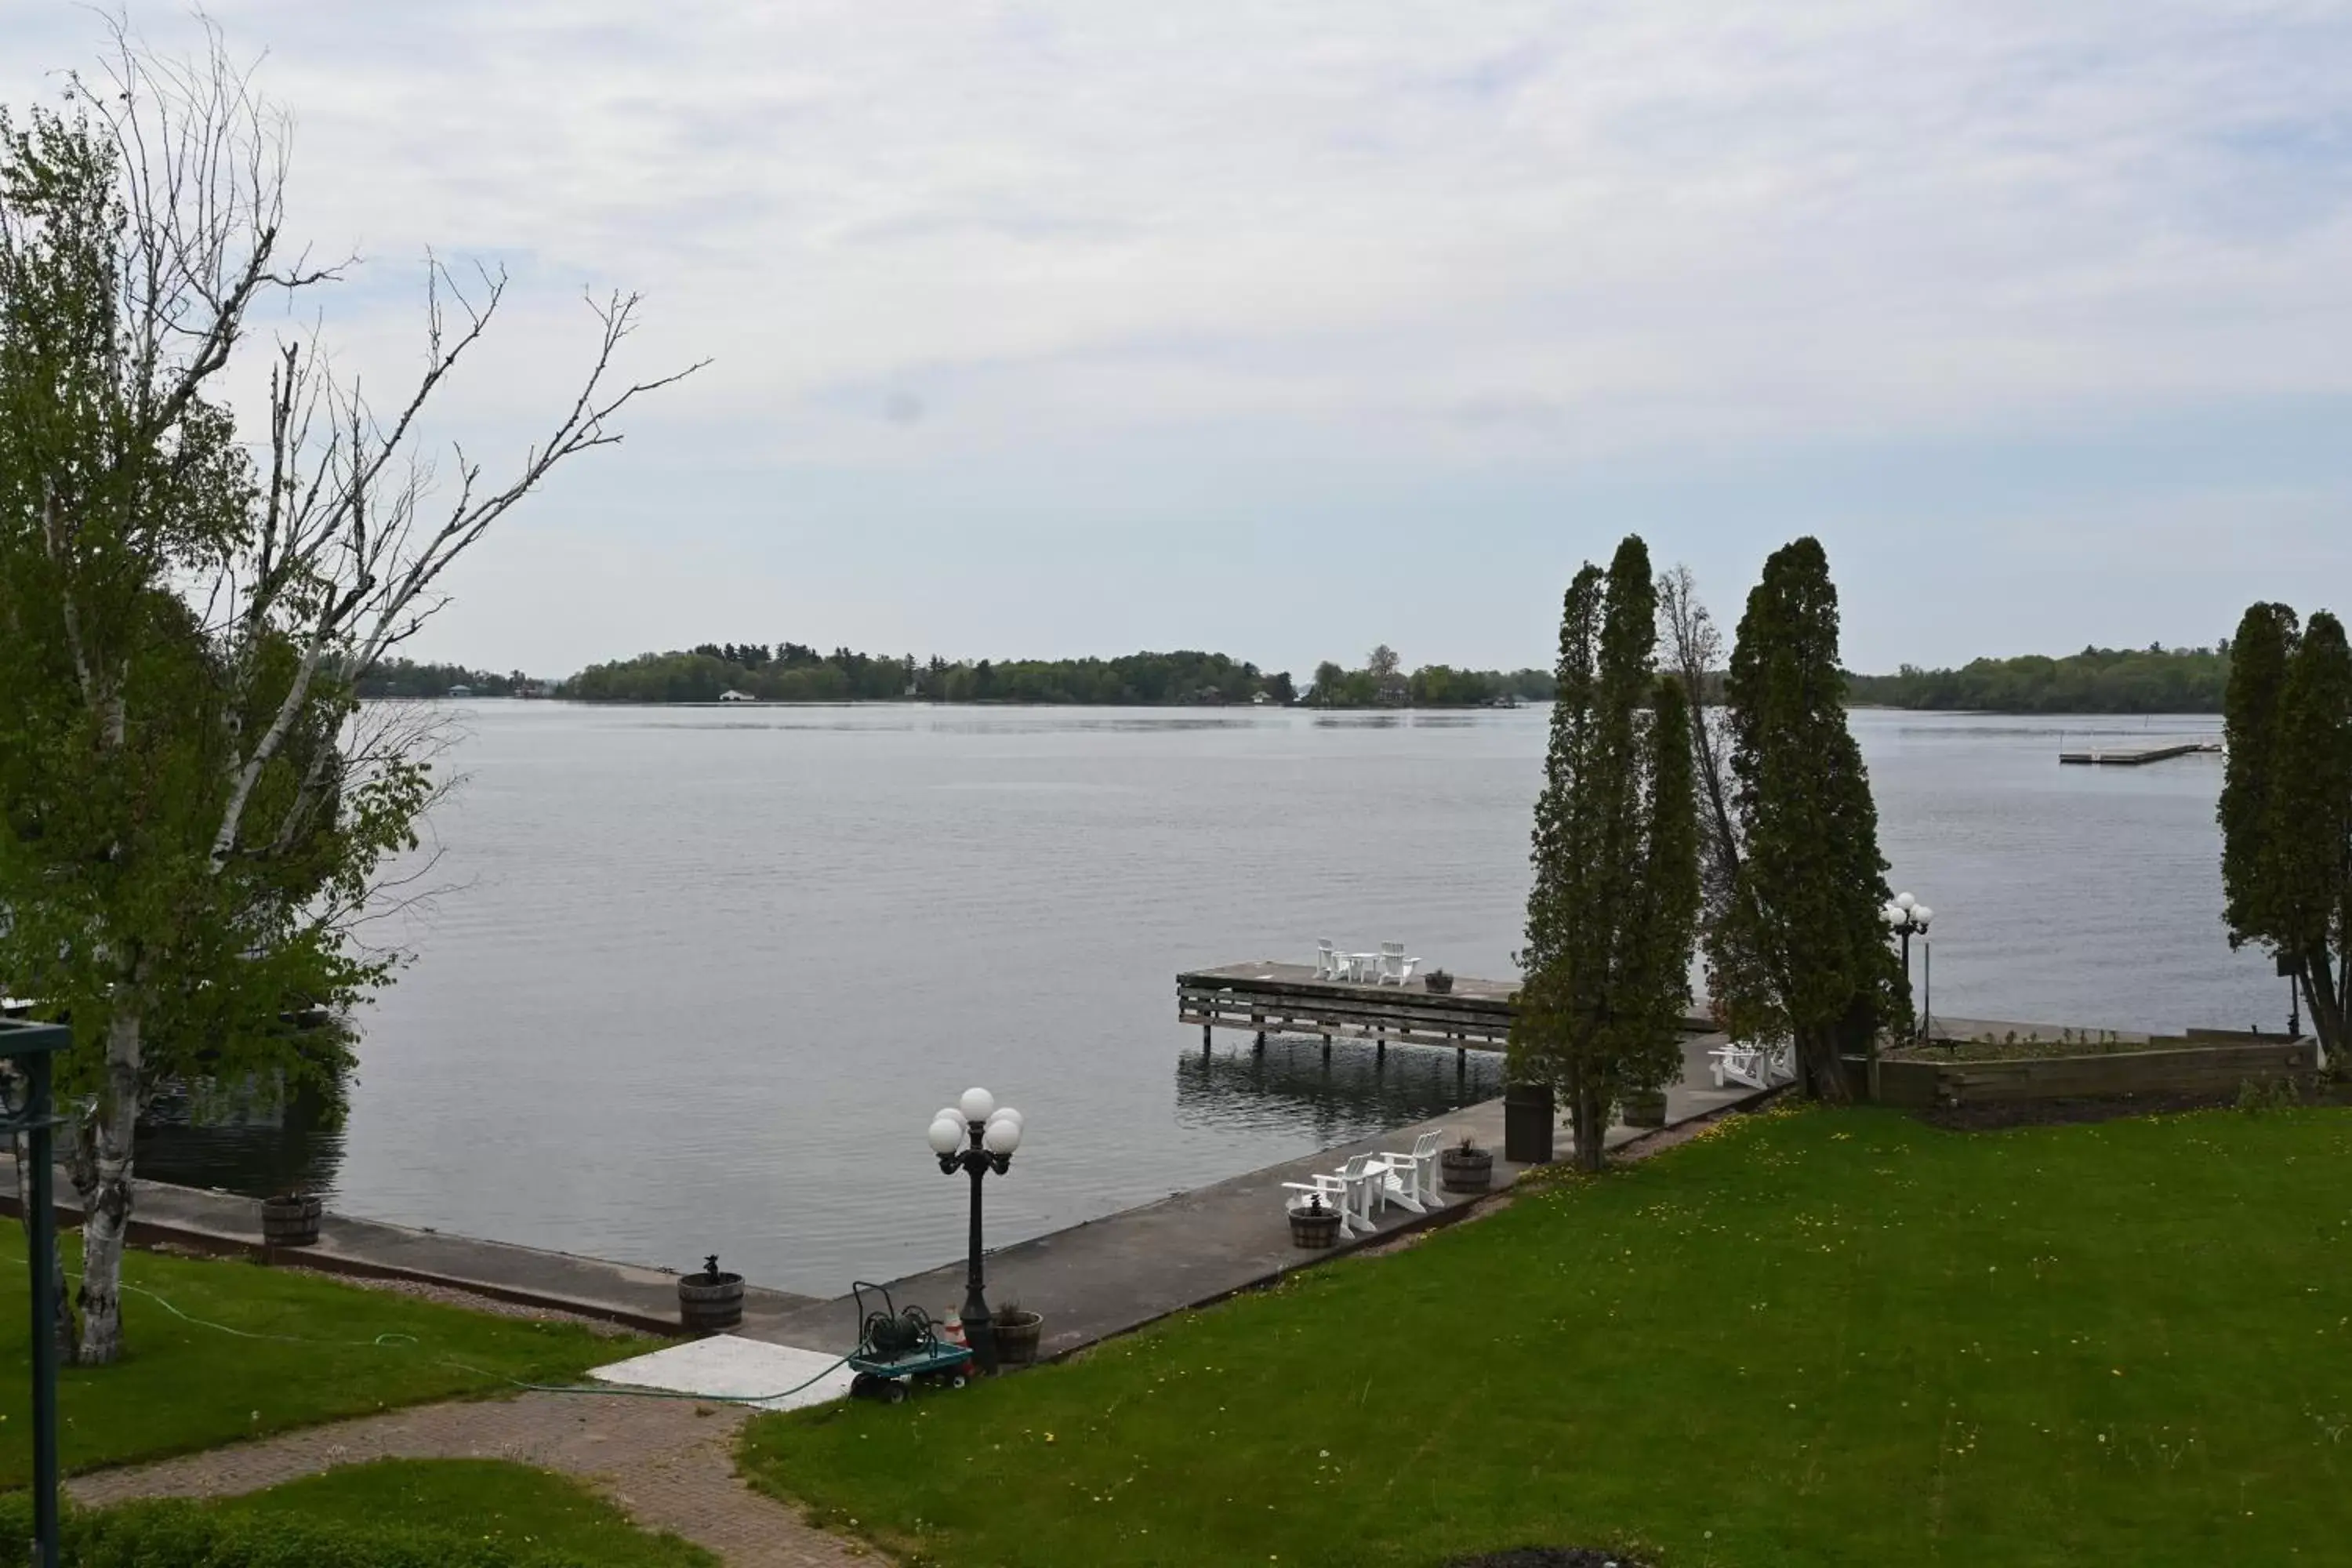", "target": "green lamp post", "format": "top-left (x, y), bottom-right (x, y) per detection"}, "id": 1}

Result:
top-left (2, 1017), bottom-right (69, 1568)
